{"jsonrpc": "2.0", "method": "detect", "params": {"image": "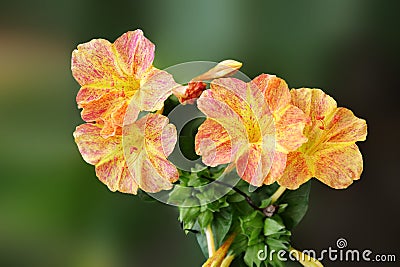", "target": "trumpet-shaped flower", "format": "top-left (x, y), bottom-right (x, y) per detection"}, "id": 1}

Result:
top-left (74, 113), bottom-right (178, 194)
top-left (195, 75), bottom-right (308, 186)
top-left (278, 88), bottom-right (367, 189)
top-left (71, 29), bottom-right (178, 138)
